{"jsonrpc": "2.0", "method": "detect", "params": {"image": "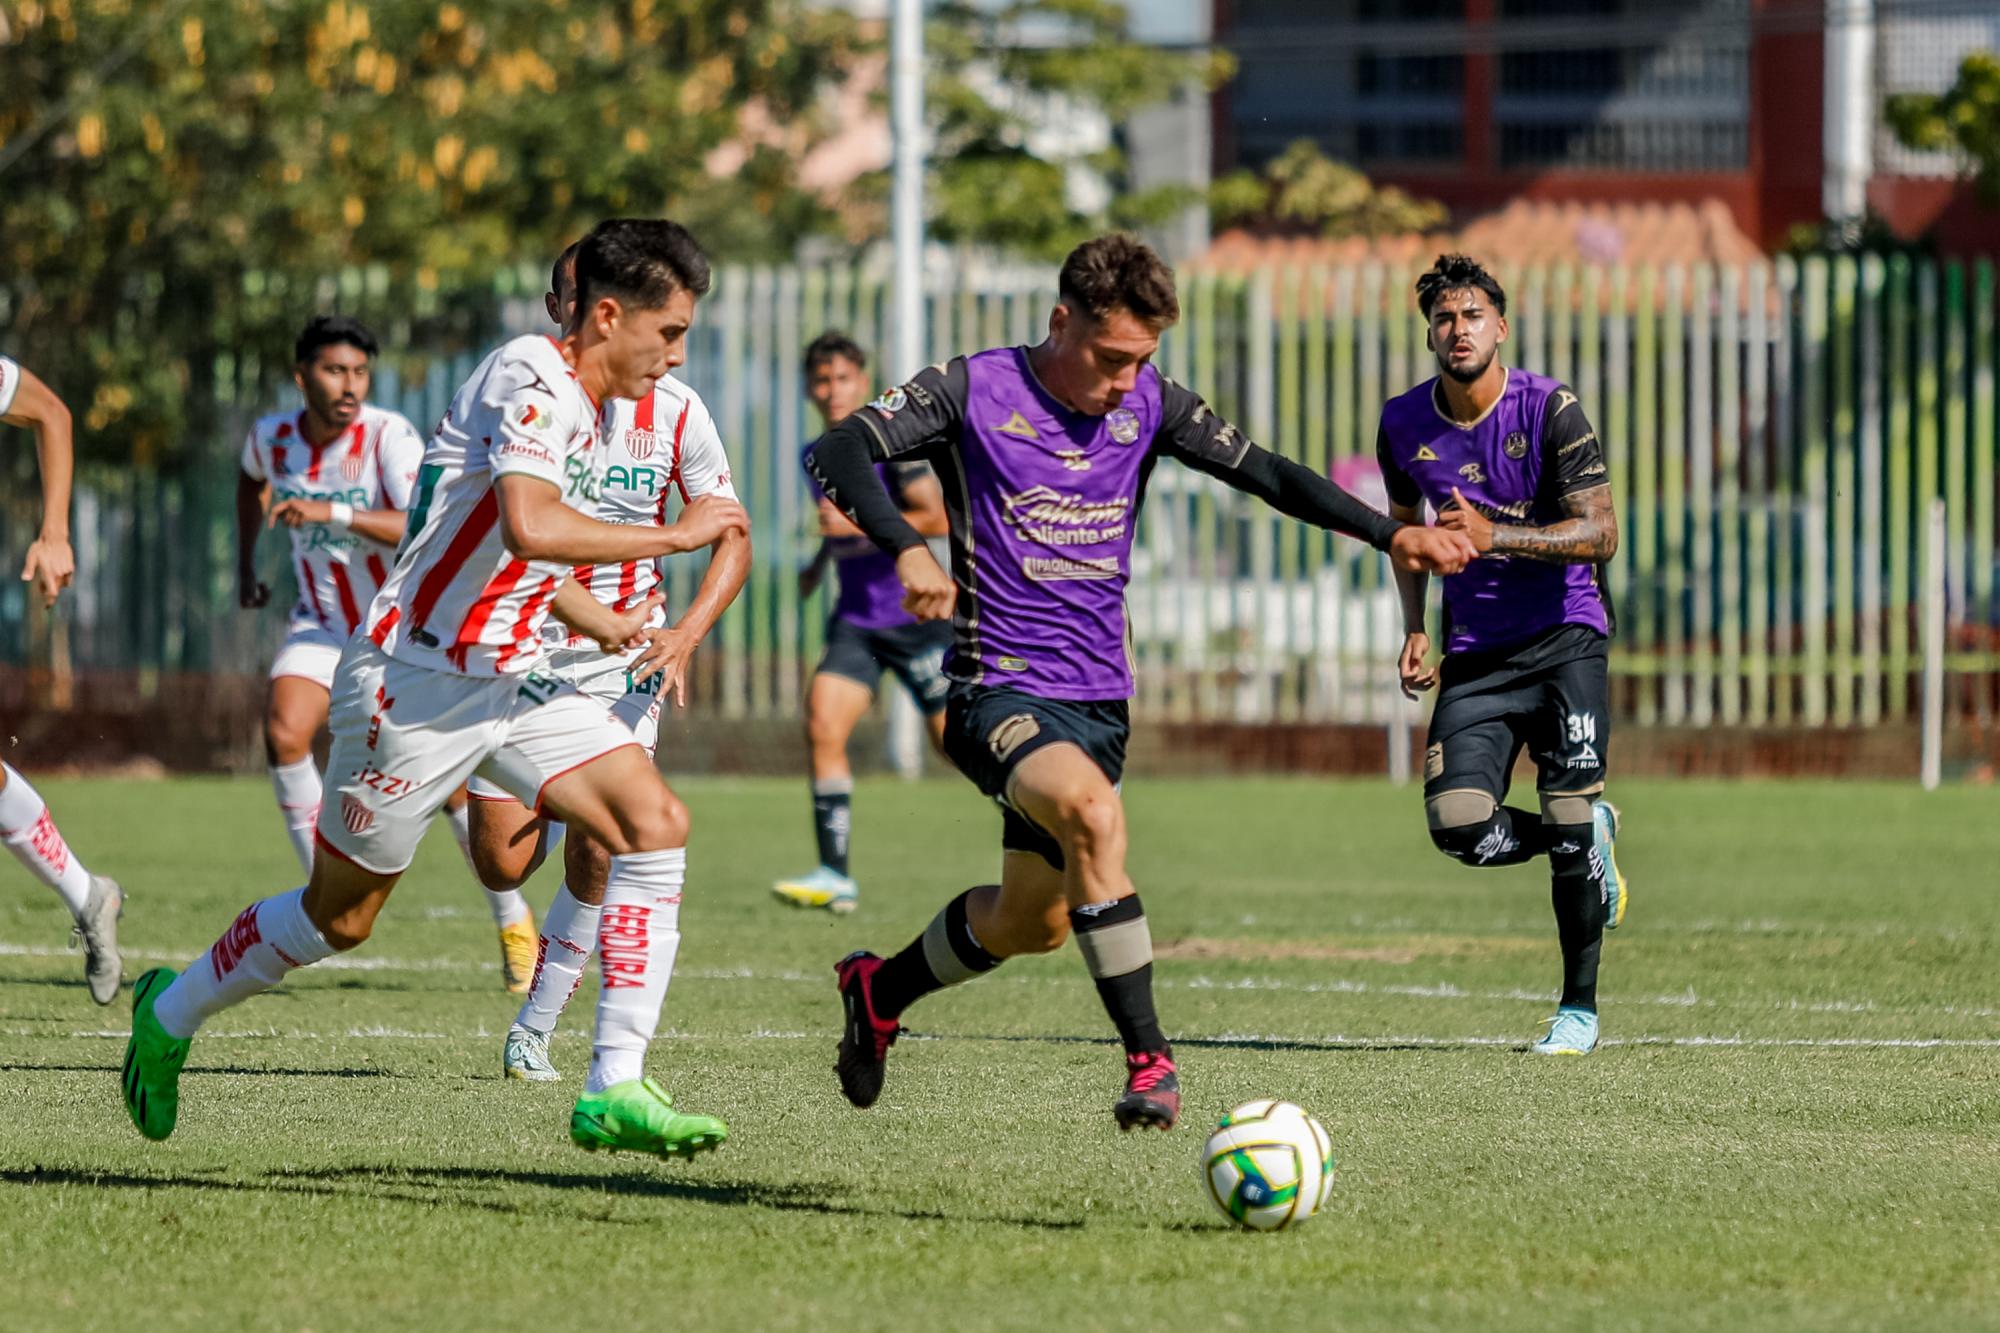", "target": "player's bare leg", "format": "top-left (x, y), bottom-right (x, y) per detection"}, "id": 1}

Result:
top-left (539, 745), bottom-right (725, 1159)
top-left (263, 674), bottom-right (330, 876)
top-left (833, 742), bottom-right (1178, 1129)
top-left (0, 756), bottom-right (123, 1003)
top-left (462, 787), bottom-right (546, 992)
